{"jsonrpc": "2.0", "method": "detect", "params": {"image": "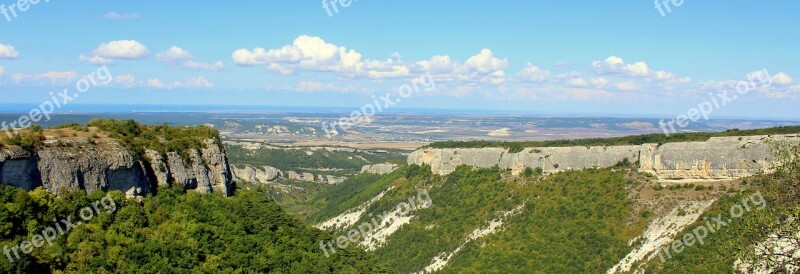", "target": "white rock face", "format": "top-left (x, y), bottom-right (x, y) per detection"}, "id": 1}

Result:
top-left (607, 199), bottom-right (718, 273)
top-left (231, 165), bottom-right (282, 184)
top-left (361, 163), bottom-right (398, 175)
top-left (0, 139), bottom-right (233, 197)
top-left (409, 134), bottom-right (800, 181)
